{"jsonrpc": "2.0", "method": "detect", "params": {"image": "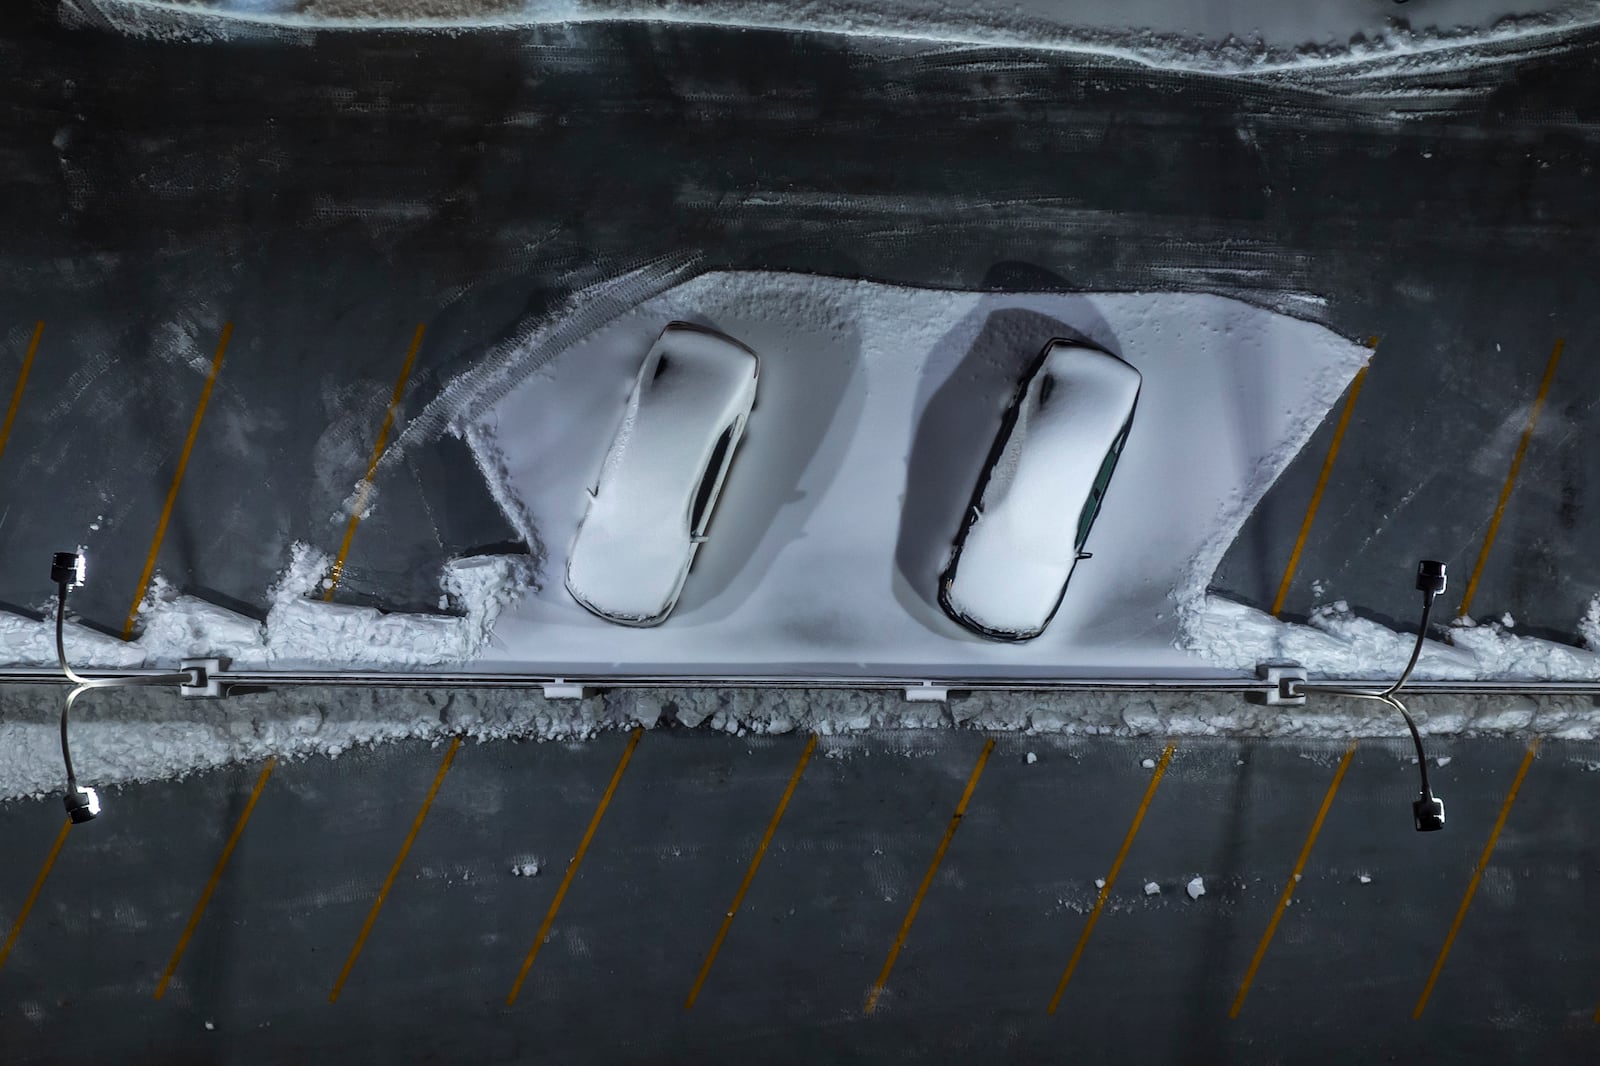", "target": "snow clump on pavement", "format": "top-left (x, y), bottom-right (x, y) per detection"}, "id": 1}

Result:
top-left (0, 542), bottom-right (532, 671)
